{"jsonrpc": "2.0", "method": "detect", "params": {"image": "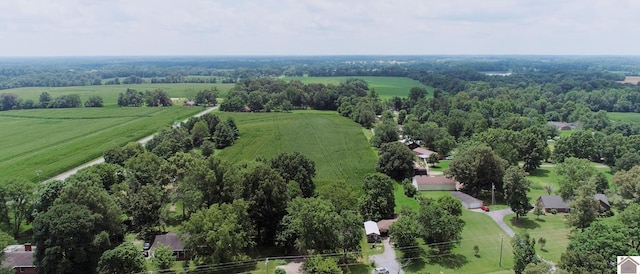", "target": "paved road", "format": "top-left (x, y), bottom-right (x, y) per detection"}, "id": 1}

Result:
top-left (47, 106), bottom-right (218, 182)
top-left (370, 238), bottom-right (403, 274)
